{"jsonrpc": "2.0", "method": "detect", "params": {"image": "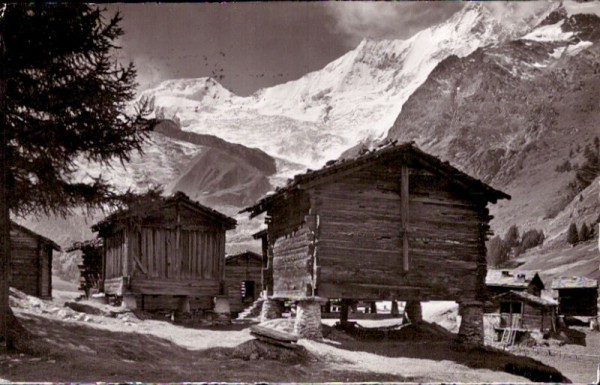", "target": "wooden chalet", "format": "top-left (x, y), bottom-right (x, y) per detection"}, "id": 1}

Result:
top-left (242, 141), bottom-right (510, 341)
top-left (490, 290), bottom-right (558, 336)
top-left (224, 251), bottom-right (263, 315)
top-left (551, 276), bottom-right (598, 317)
top-left (10, 222), bottom-right (60, 299)
top-left (486, 269), bottom-right (545, 297)
top-left (92, 192), bottom-right (236, 312)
